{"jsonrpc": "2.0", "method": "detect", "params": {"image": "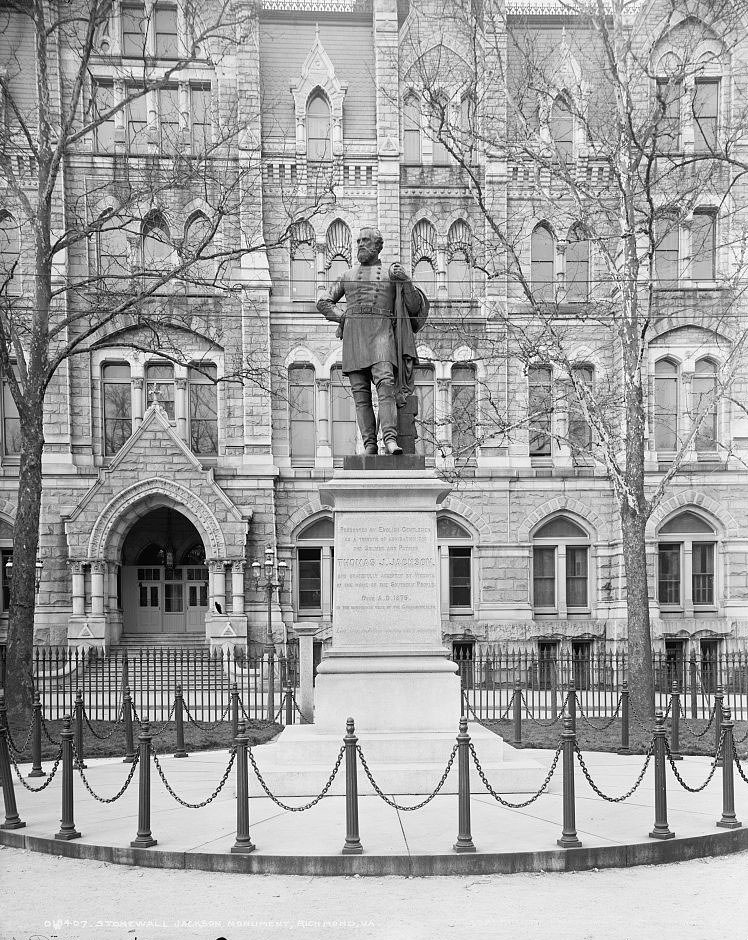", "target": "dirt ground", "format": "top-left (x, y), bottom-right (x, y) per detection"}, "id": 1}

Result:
top-left (1, 845), bottom-right (745, 940)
